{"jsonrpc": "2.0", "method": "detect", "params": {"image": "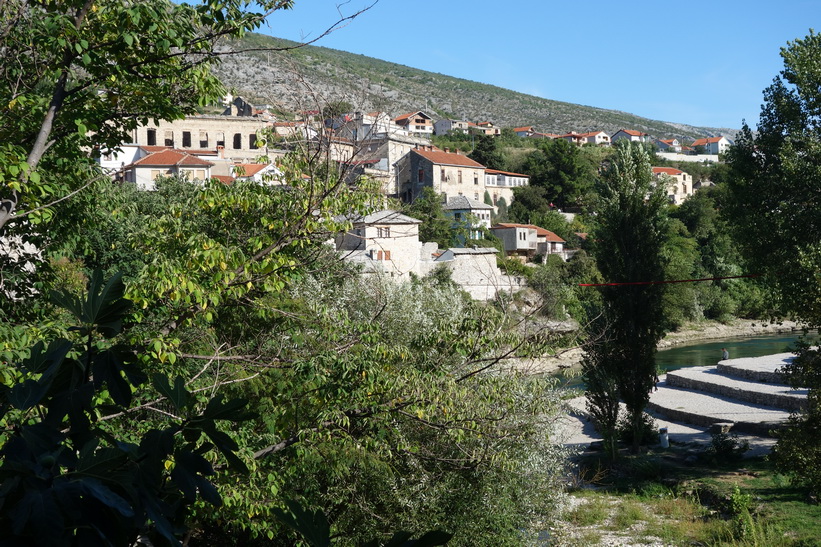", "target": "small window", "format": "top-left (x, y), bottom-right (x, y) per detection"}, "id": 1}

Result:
top-left (182, 131), bottom-right (191, 148)
top-left (164, 130), bottom-right (173, 147)
top-left (417, 169), bottom-right (424, 183)
top-left (199, 131), bottom-right (208, 148)
top-left (216, 132), bottom-right (225, 148)
top-left (441, 168), bottom-right (446, 181)
top-left (233, 133), bottom-right (242, 149)
top-left (474, 173), bottom-right (479, 185)
top-left (146, 129), bottom-right (157, 146)
top-left (249, 134), bottom-right (258, 149)
top-left (458, 170), bottom-right (462, 184)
